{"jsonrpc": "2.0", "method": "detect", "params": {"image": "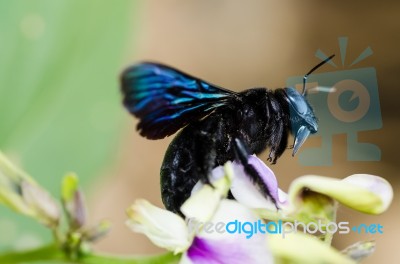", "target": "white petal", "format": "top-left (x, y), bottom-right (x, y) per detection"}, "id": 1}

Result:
top-left (126, 199), bottom-right (190, 253)
top-left (288, 174), bottom-right (393, 214)
top-left (200, 199), bottom-right (264, 239)
top-left (182, 169), bottom-right (230, 223)
top-left (182, 185), bottom-right (221, 223)
top-left (278, 189), bottom-right (288, 204)
top-left (342, 174), bottom-right (393, 213)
